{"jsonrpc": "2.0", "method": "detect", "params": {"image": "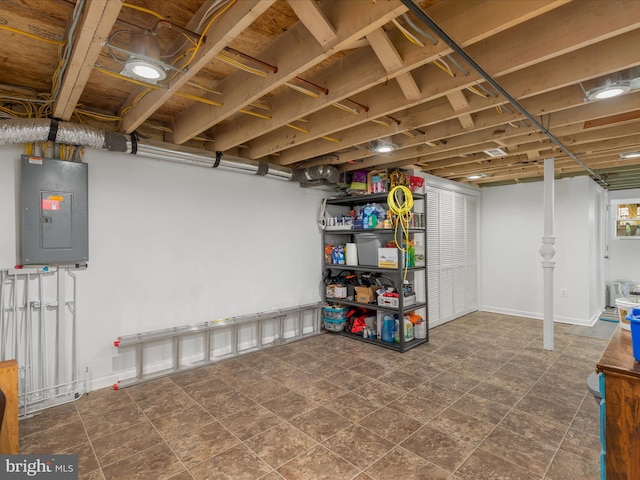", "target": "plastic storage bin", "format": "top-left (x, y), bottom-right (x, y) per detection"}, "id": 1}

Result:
top-left (323, 318), bottom-right (347, 332)
top-left (609, 280), bottom-right (640, 307)
top-left (322, 305), bottom-right (348, 320)
top-left (355, 233), bottom-right (382, 266)
top-left (377, 294), bottom-right (416, 308)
